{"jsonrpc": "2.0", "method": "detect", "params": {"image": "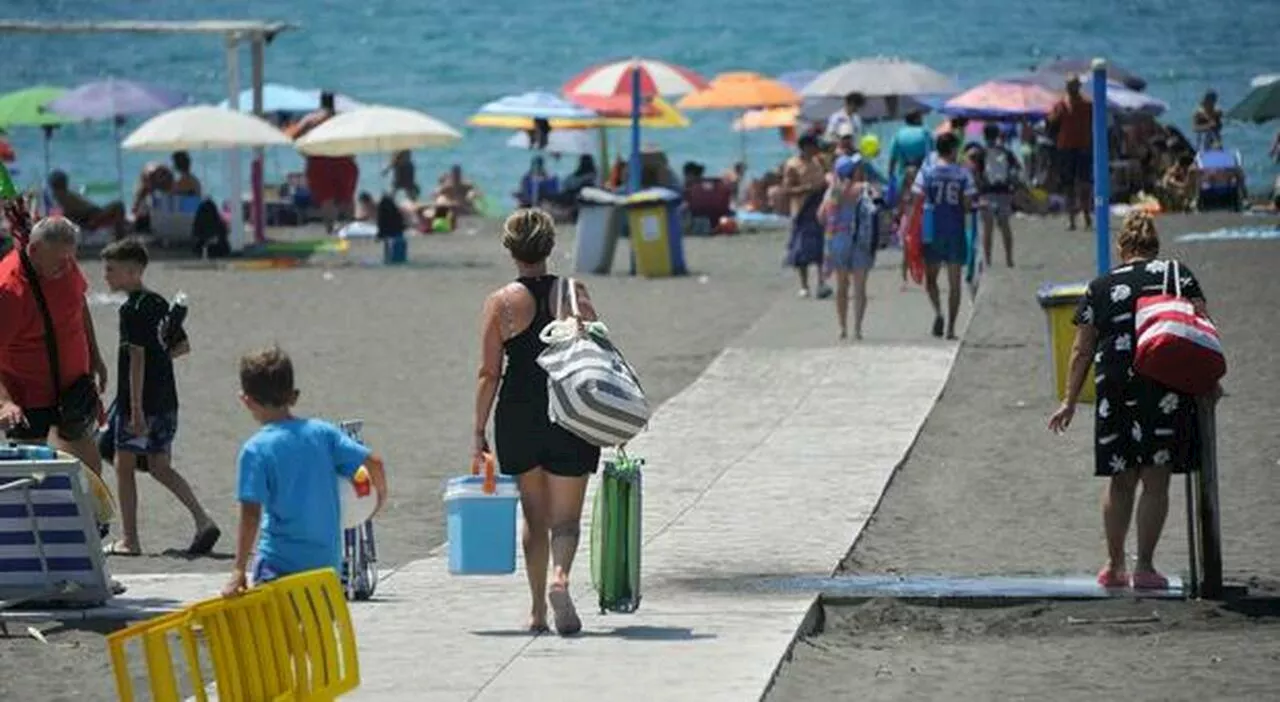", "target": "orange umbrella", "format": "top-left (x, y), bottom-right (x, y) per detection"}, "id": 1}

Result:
top-left (677, 71), bottom-right (801, 110)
